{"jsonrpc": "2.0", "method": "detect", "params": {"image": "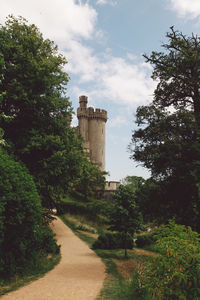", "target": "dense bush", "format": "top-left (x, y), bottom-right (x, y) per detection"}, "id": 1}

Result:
top-left (136, 233), bottom-right (156, 248)
top-left (92, 232), bottom-right (134, 250)
top-left (0, 147), bottom-right (59, 276)
top-left (143, 220), bottom-right (200, 299)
